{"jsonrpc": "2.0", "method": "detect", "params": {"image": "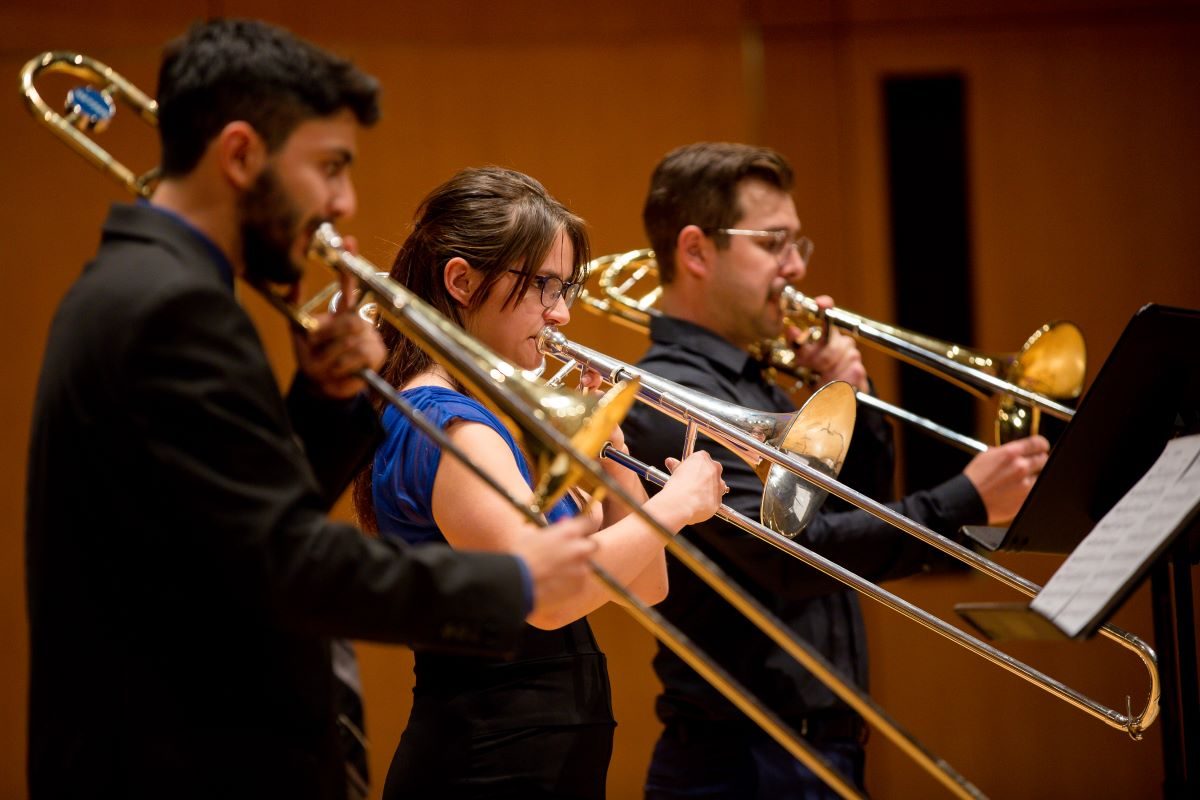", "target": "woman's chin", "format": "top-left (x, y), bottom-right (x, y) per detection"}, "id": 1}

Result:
top-left (524, 349), bottom-right (545, 371)
top-left (508, 339), bottom-right (540, 371)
